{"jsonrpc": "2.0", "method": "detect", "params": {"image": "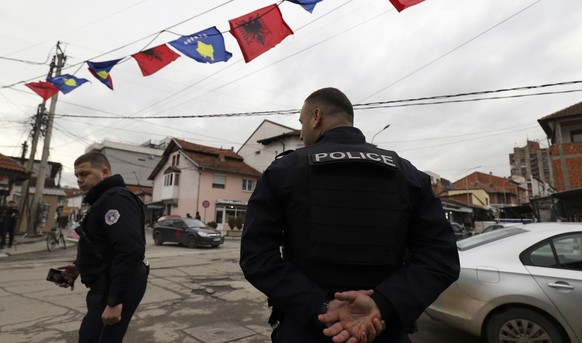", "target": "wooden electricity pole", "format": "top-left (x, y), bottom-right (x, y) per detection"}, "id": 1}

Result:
top-left (26, 42), bottom-right (65, 235)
